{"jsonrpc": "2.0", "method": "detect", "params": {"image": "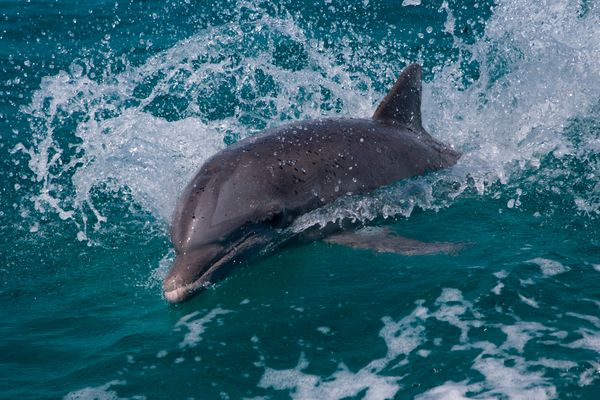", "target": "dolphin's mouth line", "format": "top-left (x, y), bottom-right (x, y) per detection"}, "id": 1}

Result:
top-left (163, 278), bottom-right (212, 304)
top-left (164, 232), bottom-right (263, 303)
